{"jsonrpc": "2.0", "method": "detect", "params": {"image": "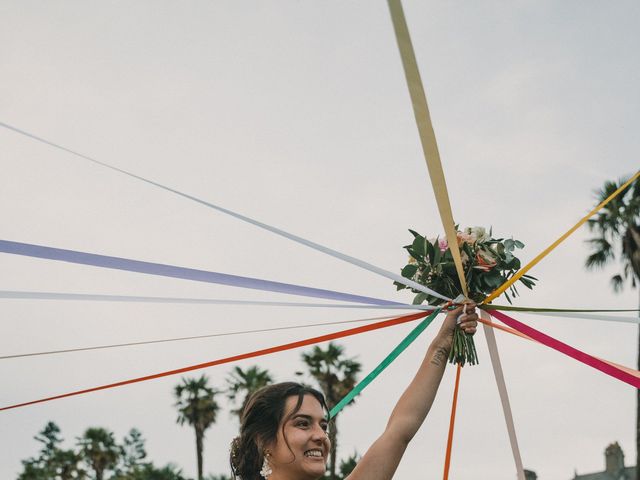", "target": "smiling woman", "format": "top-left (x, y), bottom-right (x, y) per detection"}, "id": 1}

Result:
top-left (230, 382), bottom-right (330, 480)
top-left (229, 304), bottom-right (478, 480)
